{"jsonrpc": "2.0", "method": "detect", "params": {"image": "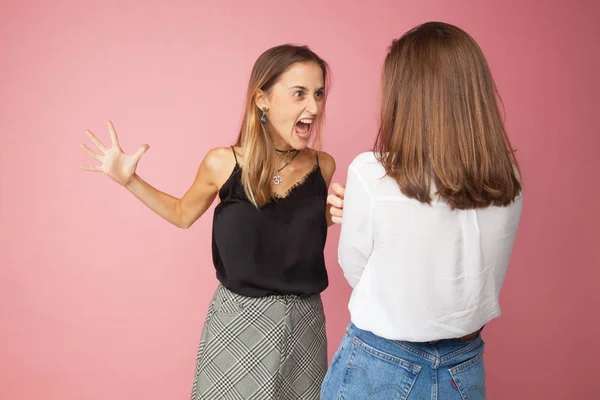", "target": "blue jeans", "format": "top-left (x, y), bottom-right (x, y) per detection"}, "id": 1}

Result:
top-left (321, 323), bottom-right (486, 400)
